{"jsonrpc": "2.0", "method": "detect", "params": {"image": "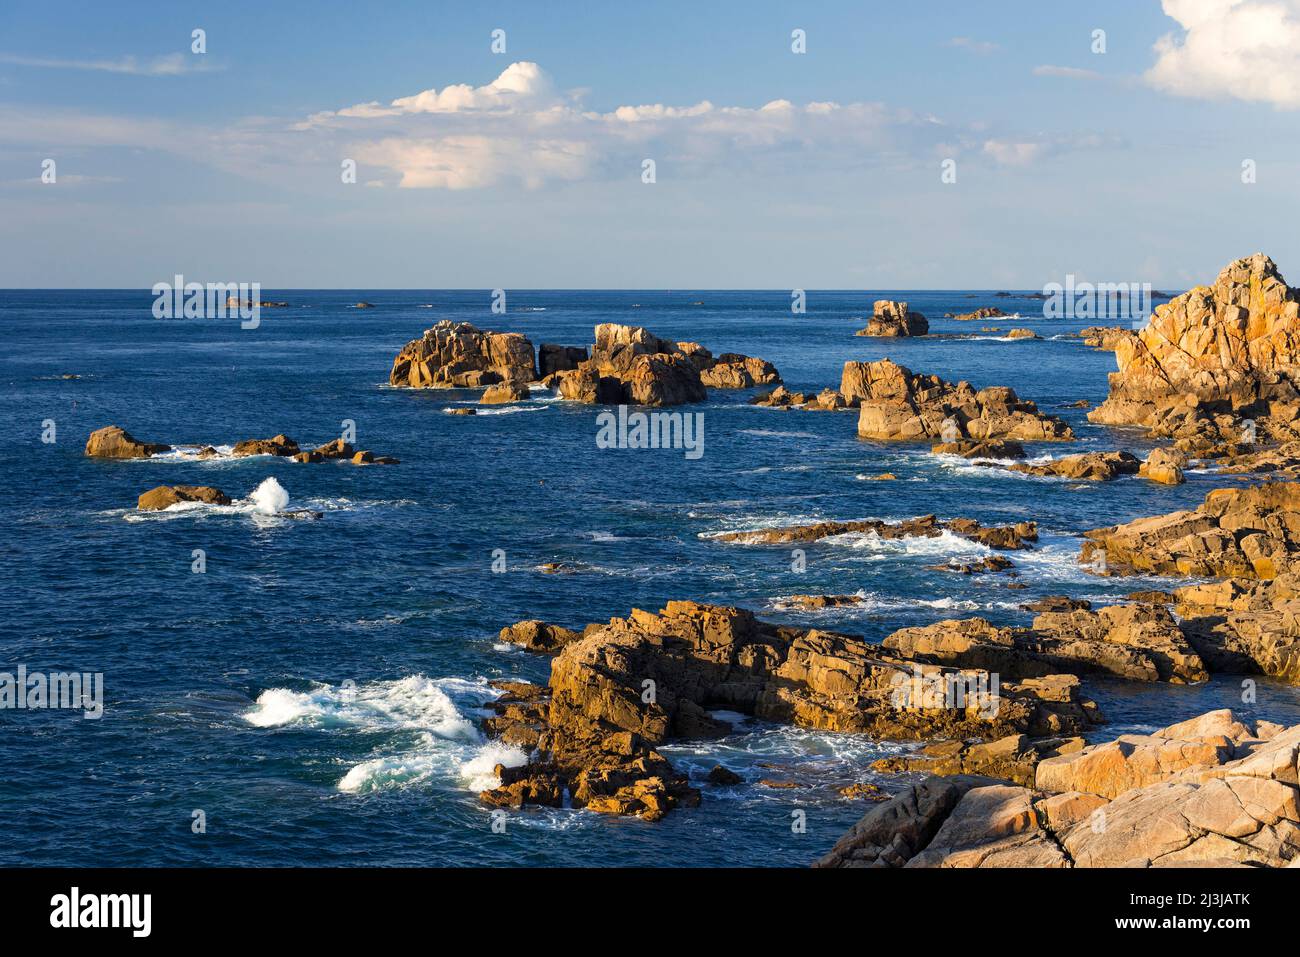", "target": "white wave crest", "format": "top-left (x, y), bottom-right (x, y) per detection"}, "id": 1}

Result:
top-left (243, 675), bottom-right (523, 795)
